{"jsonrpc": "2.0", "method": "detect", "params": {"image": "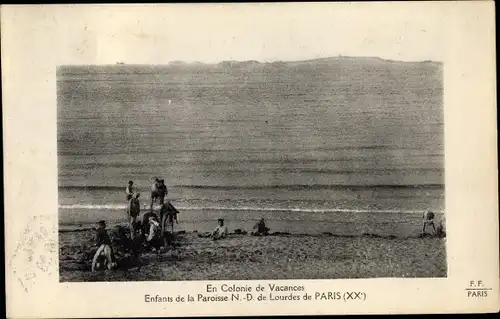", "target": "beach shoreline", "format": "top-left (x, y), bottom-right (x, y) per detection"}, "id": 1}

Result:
top-left (59, 225), bottom-right (447, 282)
